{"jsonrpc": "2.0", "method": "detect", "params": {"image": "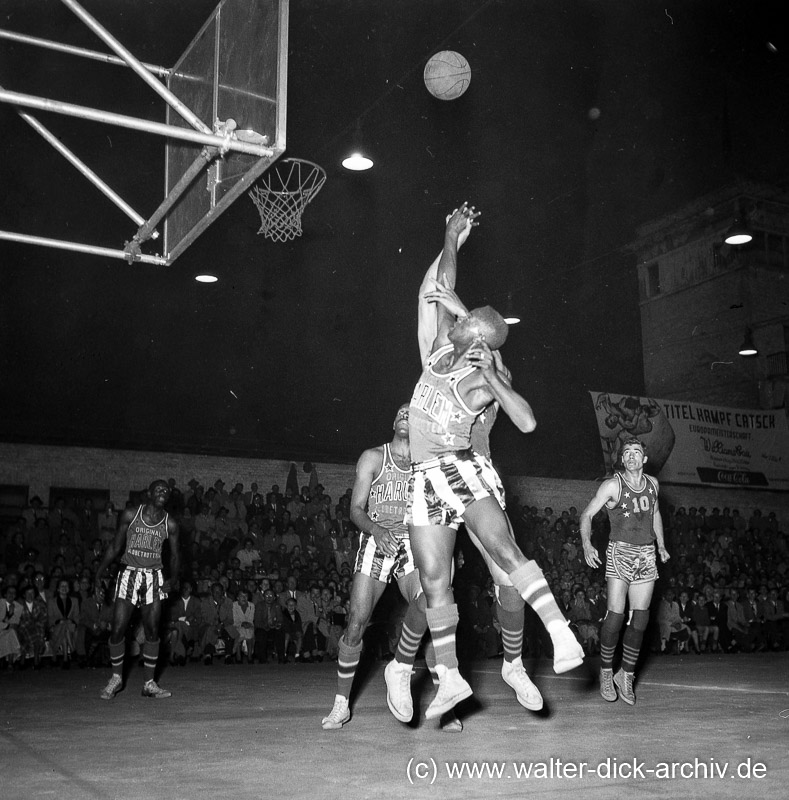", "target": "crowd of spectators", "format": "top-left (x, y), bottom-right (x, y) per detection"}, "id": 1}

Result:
top-left (1, 475), bottom-right (787, 673)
